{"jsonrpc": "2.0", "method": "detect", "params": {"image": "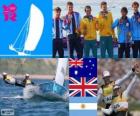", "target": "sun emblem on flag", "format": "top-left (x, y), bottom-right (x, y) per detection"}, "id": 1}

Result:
top-left (81, 104), bottom-right (86, 109)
